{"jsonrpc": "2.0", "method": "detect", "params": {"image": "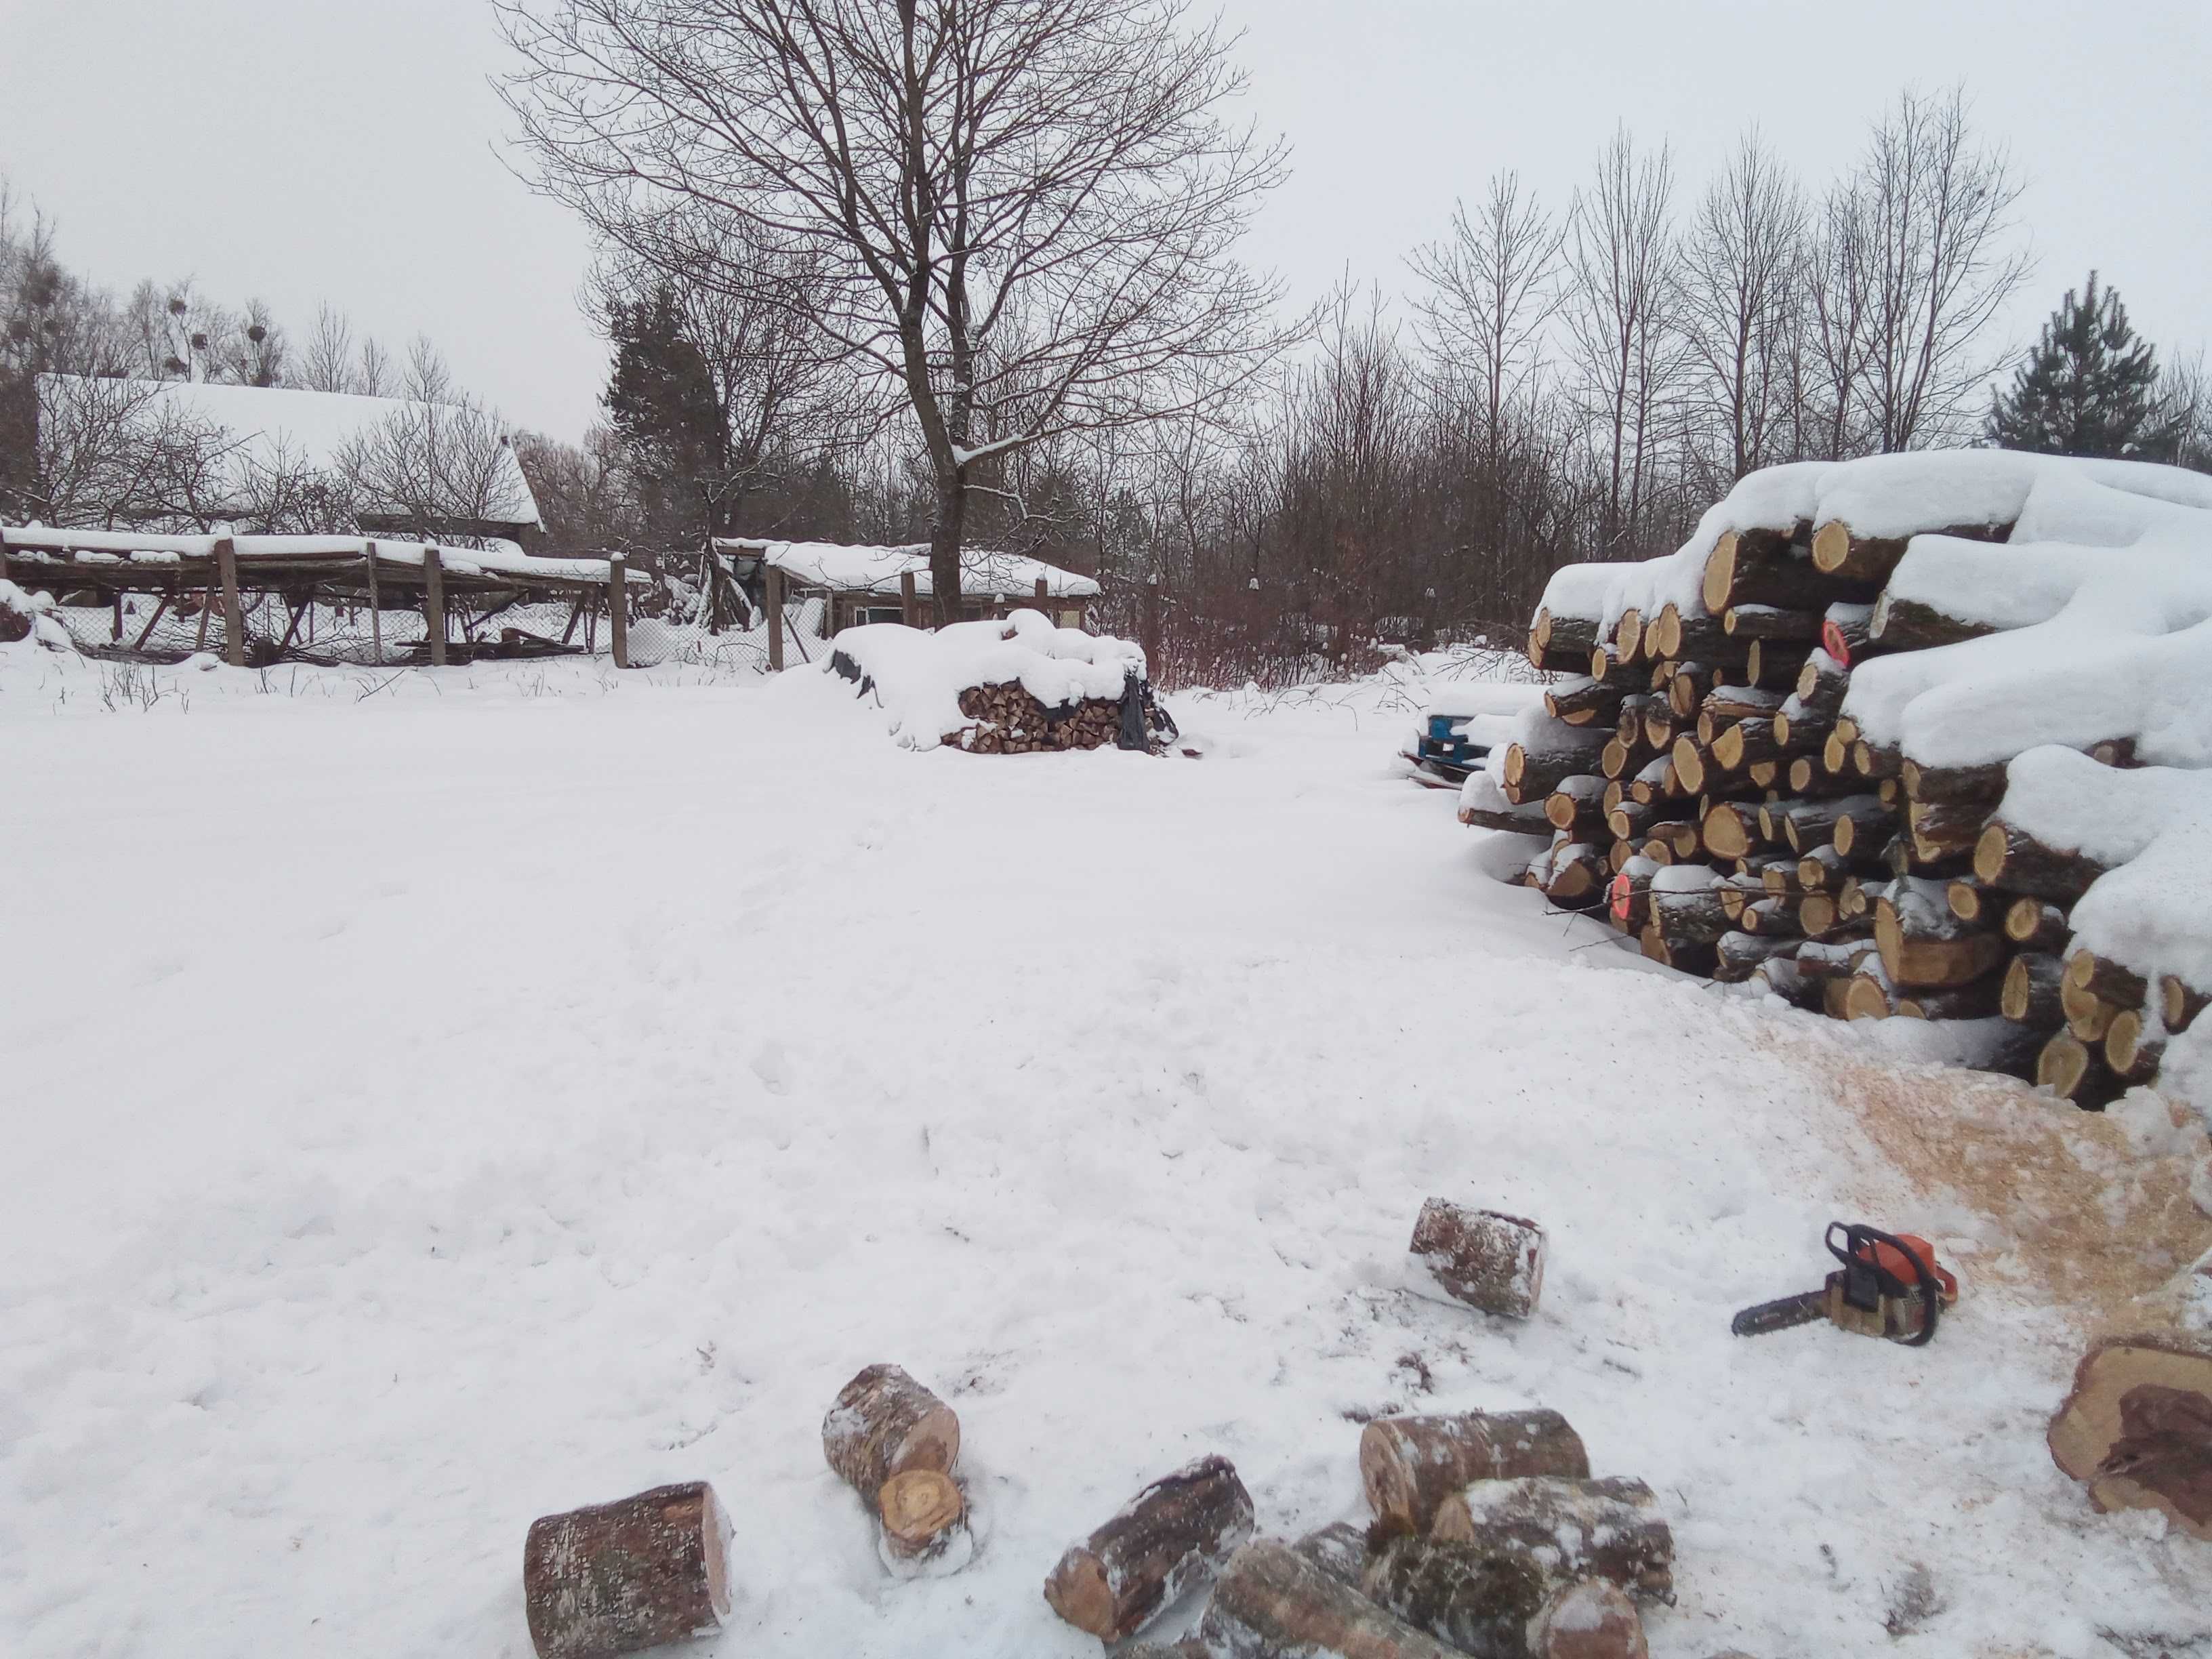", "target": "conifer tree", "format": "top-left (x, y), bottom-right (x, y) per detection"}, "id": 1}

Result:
top-left (1987, 272), bottom-right (2177, 460)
